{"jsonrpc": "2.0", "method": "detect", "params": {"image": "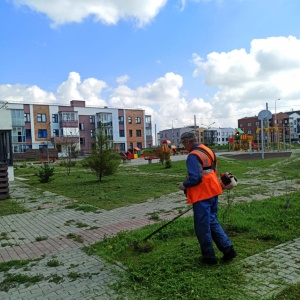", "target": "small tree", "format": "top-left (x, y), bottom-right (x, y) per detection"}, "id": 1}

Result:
top-left (83, 126), bottom-right (121, 182)
top-left (57, 136), bottom-right (79, 176)
top-left (36, 163), bottom-right (54, 183)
